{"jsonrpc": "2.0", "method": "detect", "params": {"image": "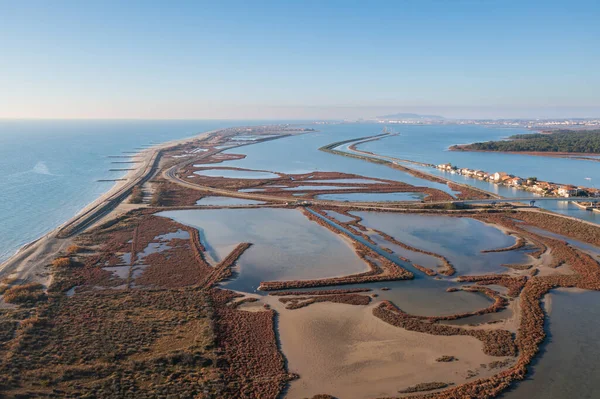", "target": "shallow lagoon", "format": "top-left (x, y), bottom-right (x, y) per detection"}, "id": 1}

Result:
top-left (194, 168), bottom-right (280, 179)
top-left (501, 289), bottom-right (600, 399)
top-left (220, 124), bottom-right (458, 196)
top-left (357, 127), bottom-right (600, 189)
top-left (195, 196), bottom-right (266, 206)
top-left (308, 178), bottom-right (388, 184)
top-left (352, 212), bottom-right (531, 275)
top-left (282, 185), bottom-right (362, 191)
top-left (316, 192), bottom-right (424, 202)
top-left (158, 208), bottom-right (369, 292)
top-left (350, 127), bottom-right (600, 224)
